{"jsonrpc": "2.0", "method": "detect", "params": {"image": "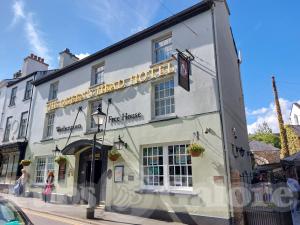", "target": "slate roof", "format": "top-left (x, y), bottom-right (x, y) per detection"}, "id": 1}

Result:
top-left (249, 140), bottom-right (280, 152)
top-left (287, 125), bottom-right (300, 137)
